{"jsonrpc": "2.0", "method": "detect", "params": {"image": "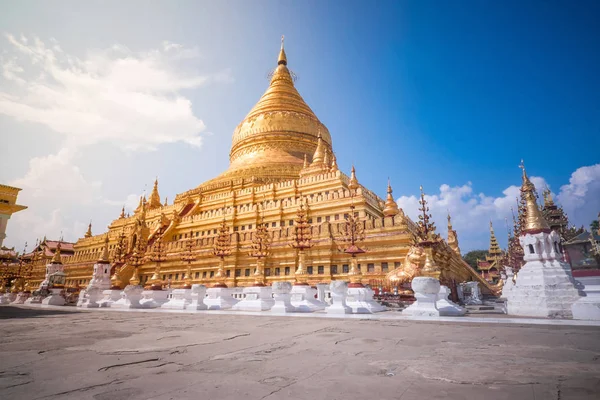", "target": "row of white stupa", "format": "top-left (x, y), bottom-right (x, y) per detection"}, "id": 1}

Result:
top-left (1, 250), bottom-right (471, 316)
